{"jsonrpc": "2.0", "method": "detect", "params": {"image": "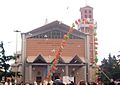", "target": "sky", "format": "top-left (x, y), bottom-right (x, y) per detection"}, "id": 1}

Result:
top-left (0, 0), bottom-right (120, 64)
